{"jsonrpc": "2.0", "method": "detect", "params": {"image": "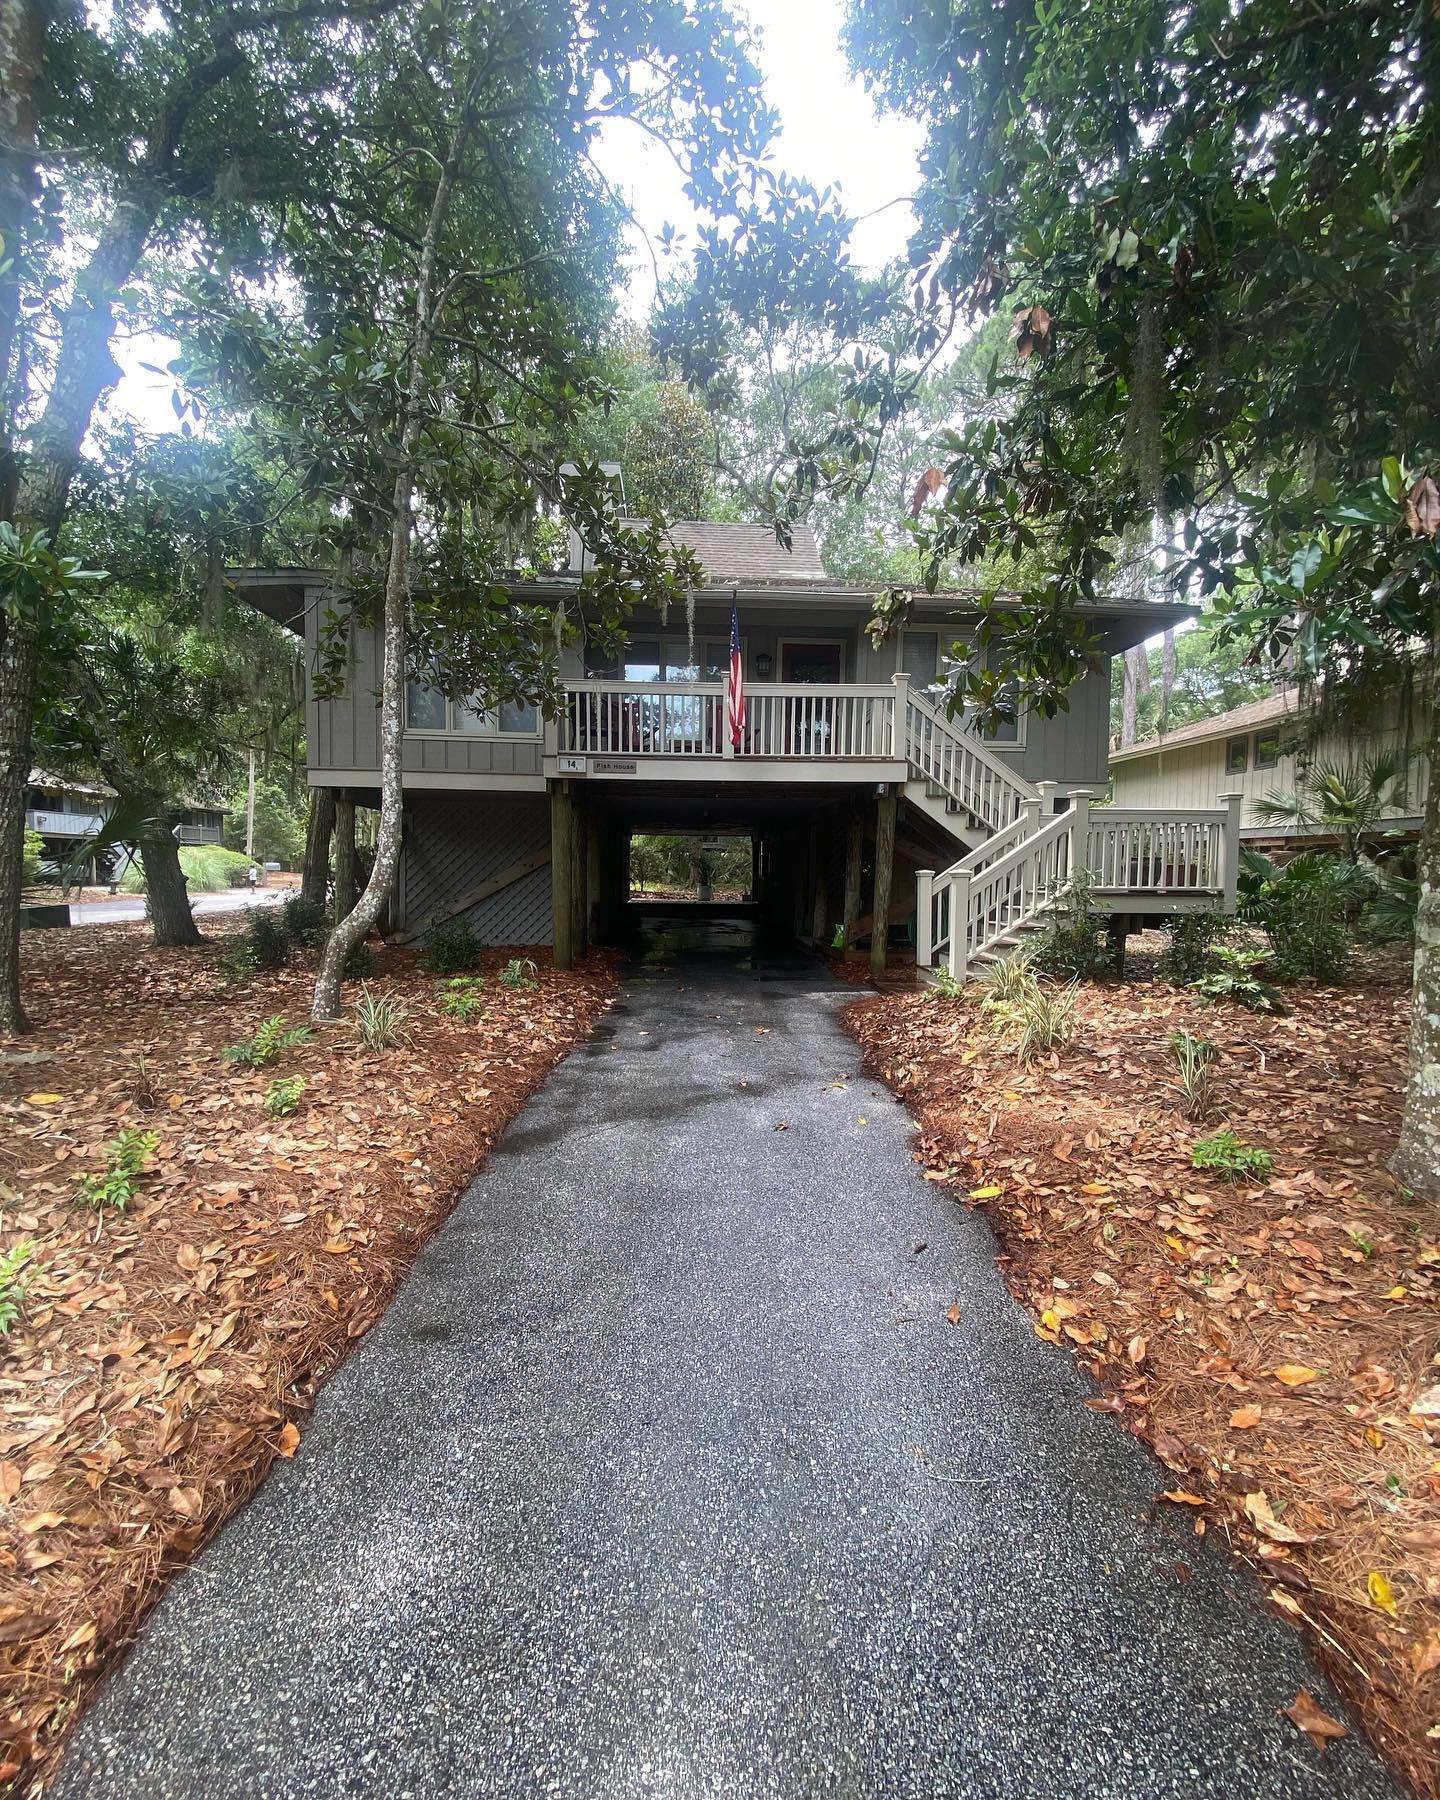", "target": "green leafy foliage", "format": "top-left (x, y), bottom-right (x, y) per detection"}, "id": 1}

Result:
top-left (354, 985), bottom-right (408, 1053)
top-left (263, 1076), bottom-right (306, 1119)
top-left (418, 916), bottom-right (482, 976)
top-left (223, 1015), bottom-right (312, 1068)
top-left (219, 906), bottom-right (292, 978)
top-left (1160, 910), bottom-right (1231, 985)
top-left (1189, 946), bottom-right (1288, 1014)
top-left (1032, 874), bottom-right (1109, 982)
top-left (499, 957), bottom-right (539, 990)
top-left (121, 846), bottom-right (251, 895)
top-left (281, 895), bottom-right (328, 949)
top-left (75, 1129), bottom-right (159, 1211)
top-left (923, 968), bottom-right (966, 1001)
top-left (0, 1240), bottom-right (40, 1337)
top-left (1168, 1030), bottom-right (1219, 1123)
top-left (344, 941), bottom-right (378, 980)
top-left (1192, 1131), bottom-right (1273, 1184)
top-left (1015, 978), bottom-right (1079, 1064)
top-left (22, 829), bottom-right (45, 887)
top-left (442, 976), bottom-right (487, 1022)
top-left (1364, 870), bottom-right (1419, 945)
top-left (1240, 851), bottom-right (1368, 982)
